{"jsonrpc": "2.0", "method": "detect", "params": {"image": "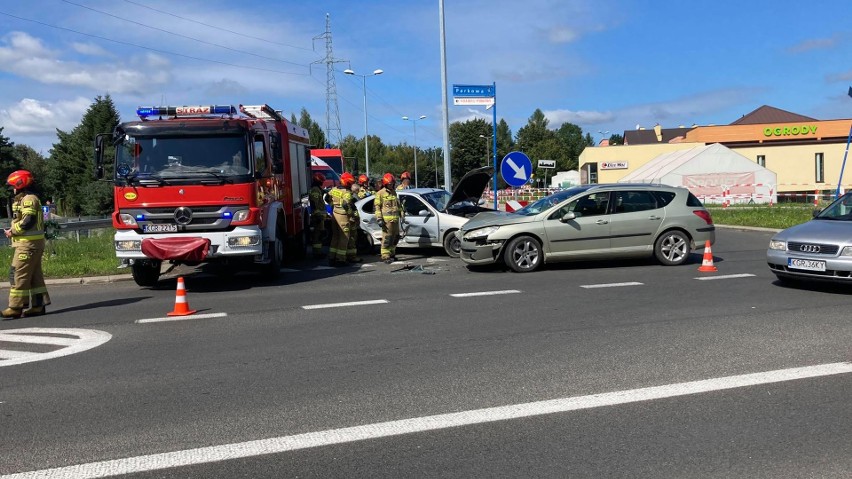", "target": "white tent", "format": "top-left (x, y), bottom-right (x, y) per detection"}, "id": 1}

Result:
top-left (618, 143), bottom-right (777, 204)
